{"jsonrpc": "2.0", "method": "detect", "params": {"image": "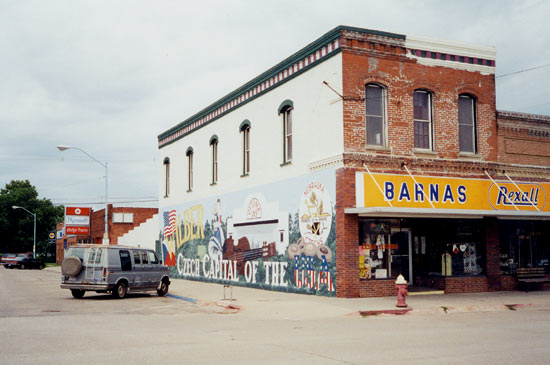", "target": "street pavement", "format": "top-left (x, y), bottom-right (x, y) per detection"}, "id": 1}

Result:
top-left (47, 265), bottom-right (550, 319)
